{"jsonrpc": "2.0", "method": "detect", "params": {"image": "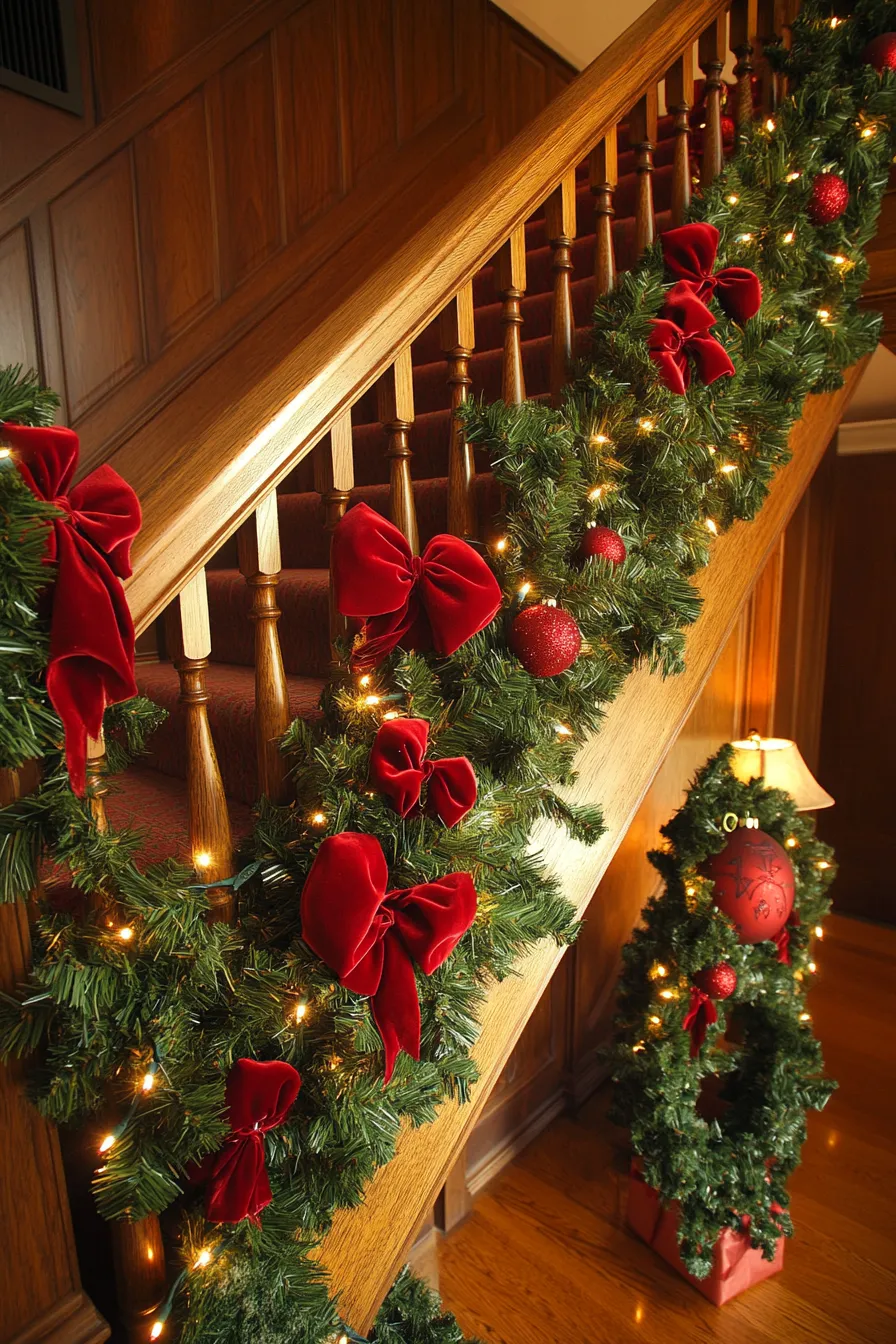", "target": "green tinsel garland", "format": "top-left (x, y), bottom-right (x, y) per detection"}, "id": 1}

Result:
top-left (0, 3), bottom-right (893, 1339)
